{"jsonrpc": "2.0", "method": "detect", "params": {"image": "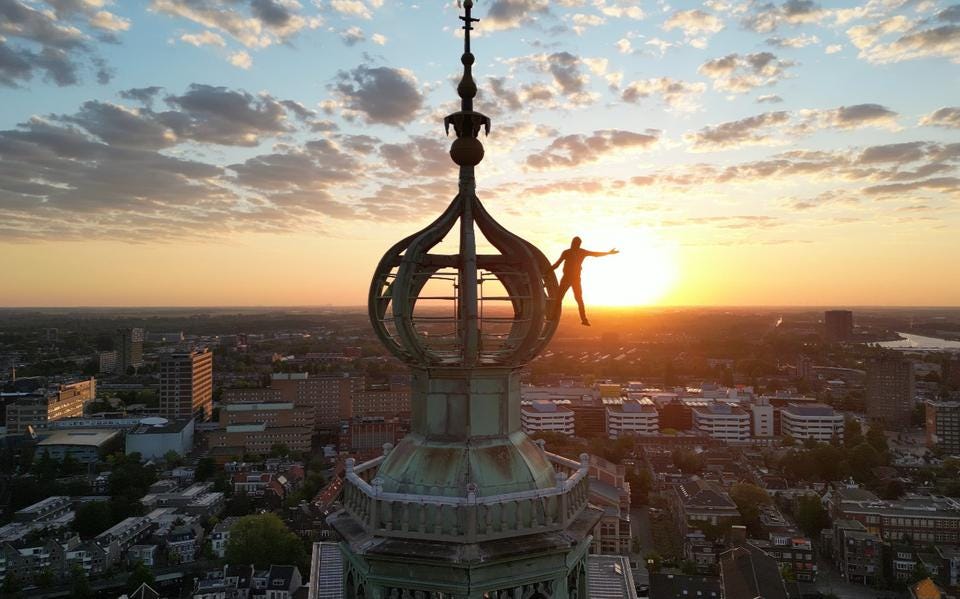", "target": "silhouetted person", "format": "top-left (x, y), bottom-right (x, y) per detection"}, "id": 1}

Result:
top-left (552, 236), bottom-right (618, 326)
